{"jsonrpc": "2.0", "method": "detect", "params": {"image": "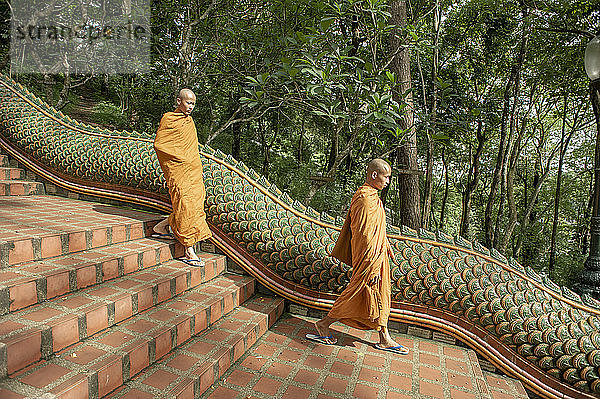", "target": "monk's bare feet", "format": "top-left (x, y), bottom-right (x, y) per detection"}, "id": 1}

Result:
top-left (314, 318), bottom-right (337, 345)
top-left (178, 246), bottom-right (205, 267)
top-left (379, 337), bottom-right (400, 348)
top-left (151, 218), bottom-right (175, 240)
top-left (184, 246), bottom-right (199, 260)
top-left (375, 326), bottom-right (409, 354)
